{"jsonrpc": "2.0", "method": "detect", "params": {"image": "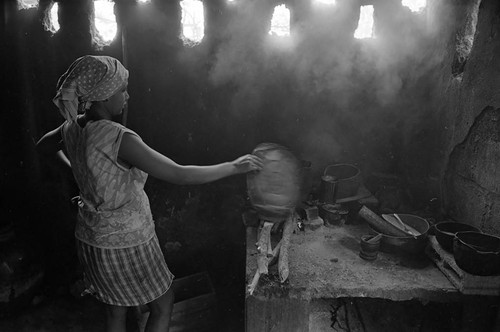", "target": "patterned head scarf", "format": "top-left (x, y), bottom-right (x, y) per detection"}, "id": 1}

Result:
top-left (53, 55), bottom-right (129, 122)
